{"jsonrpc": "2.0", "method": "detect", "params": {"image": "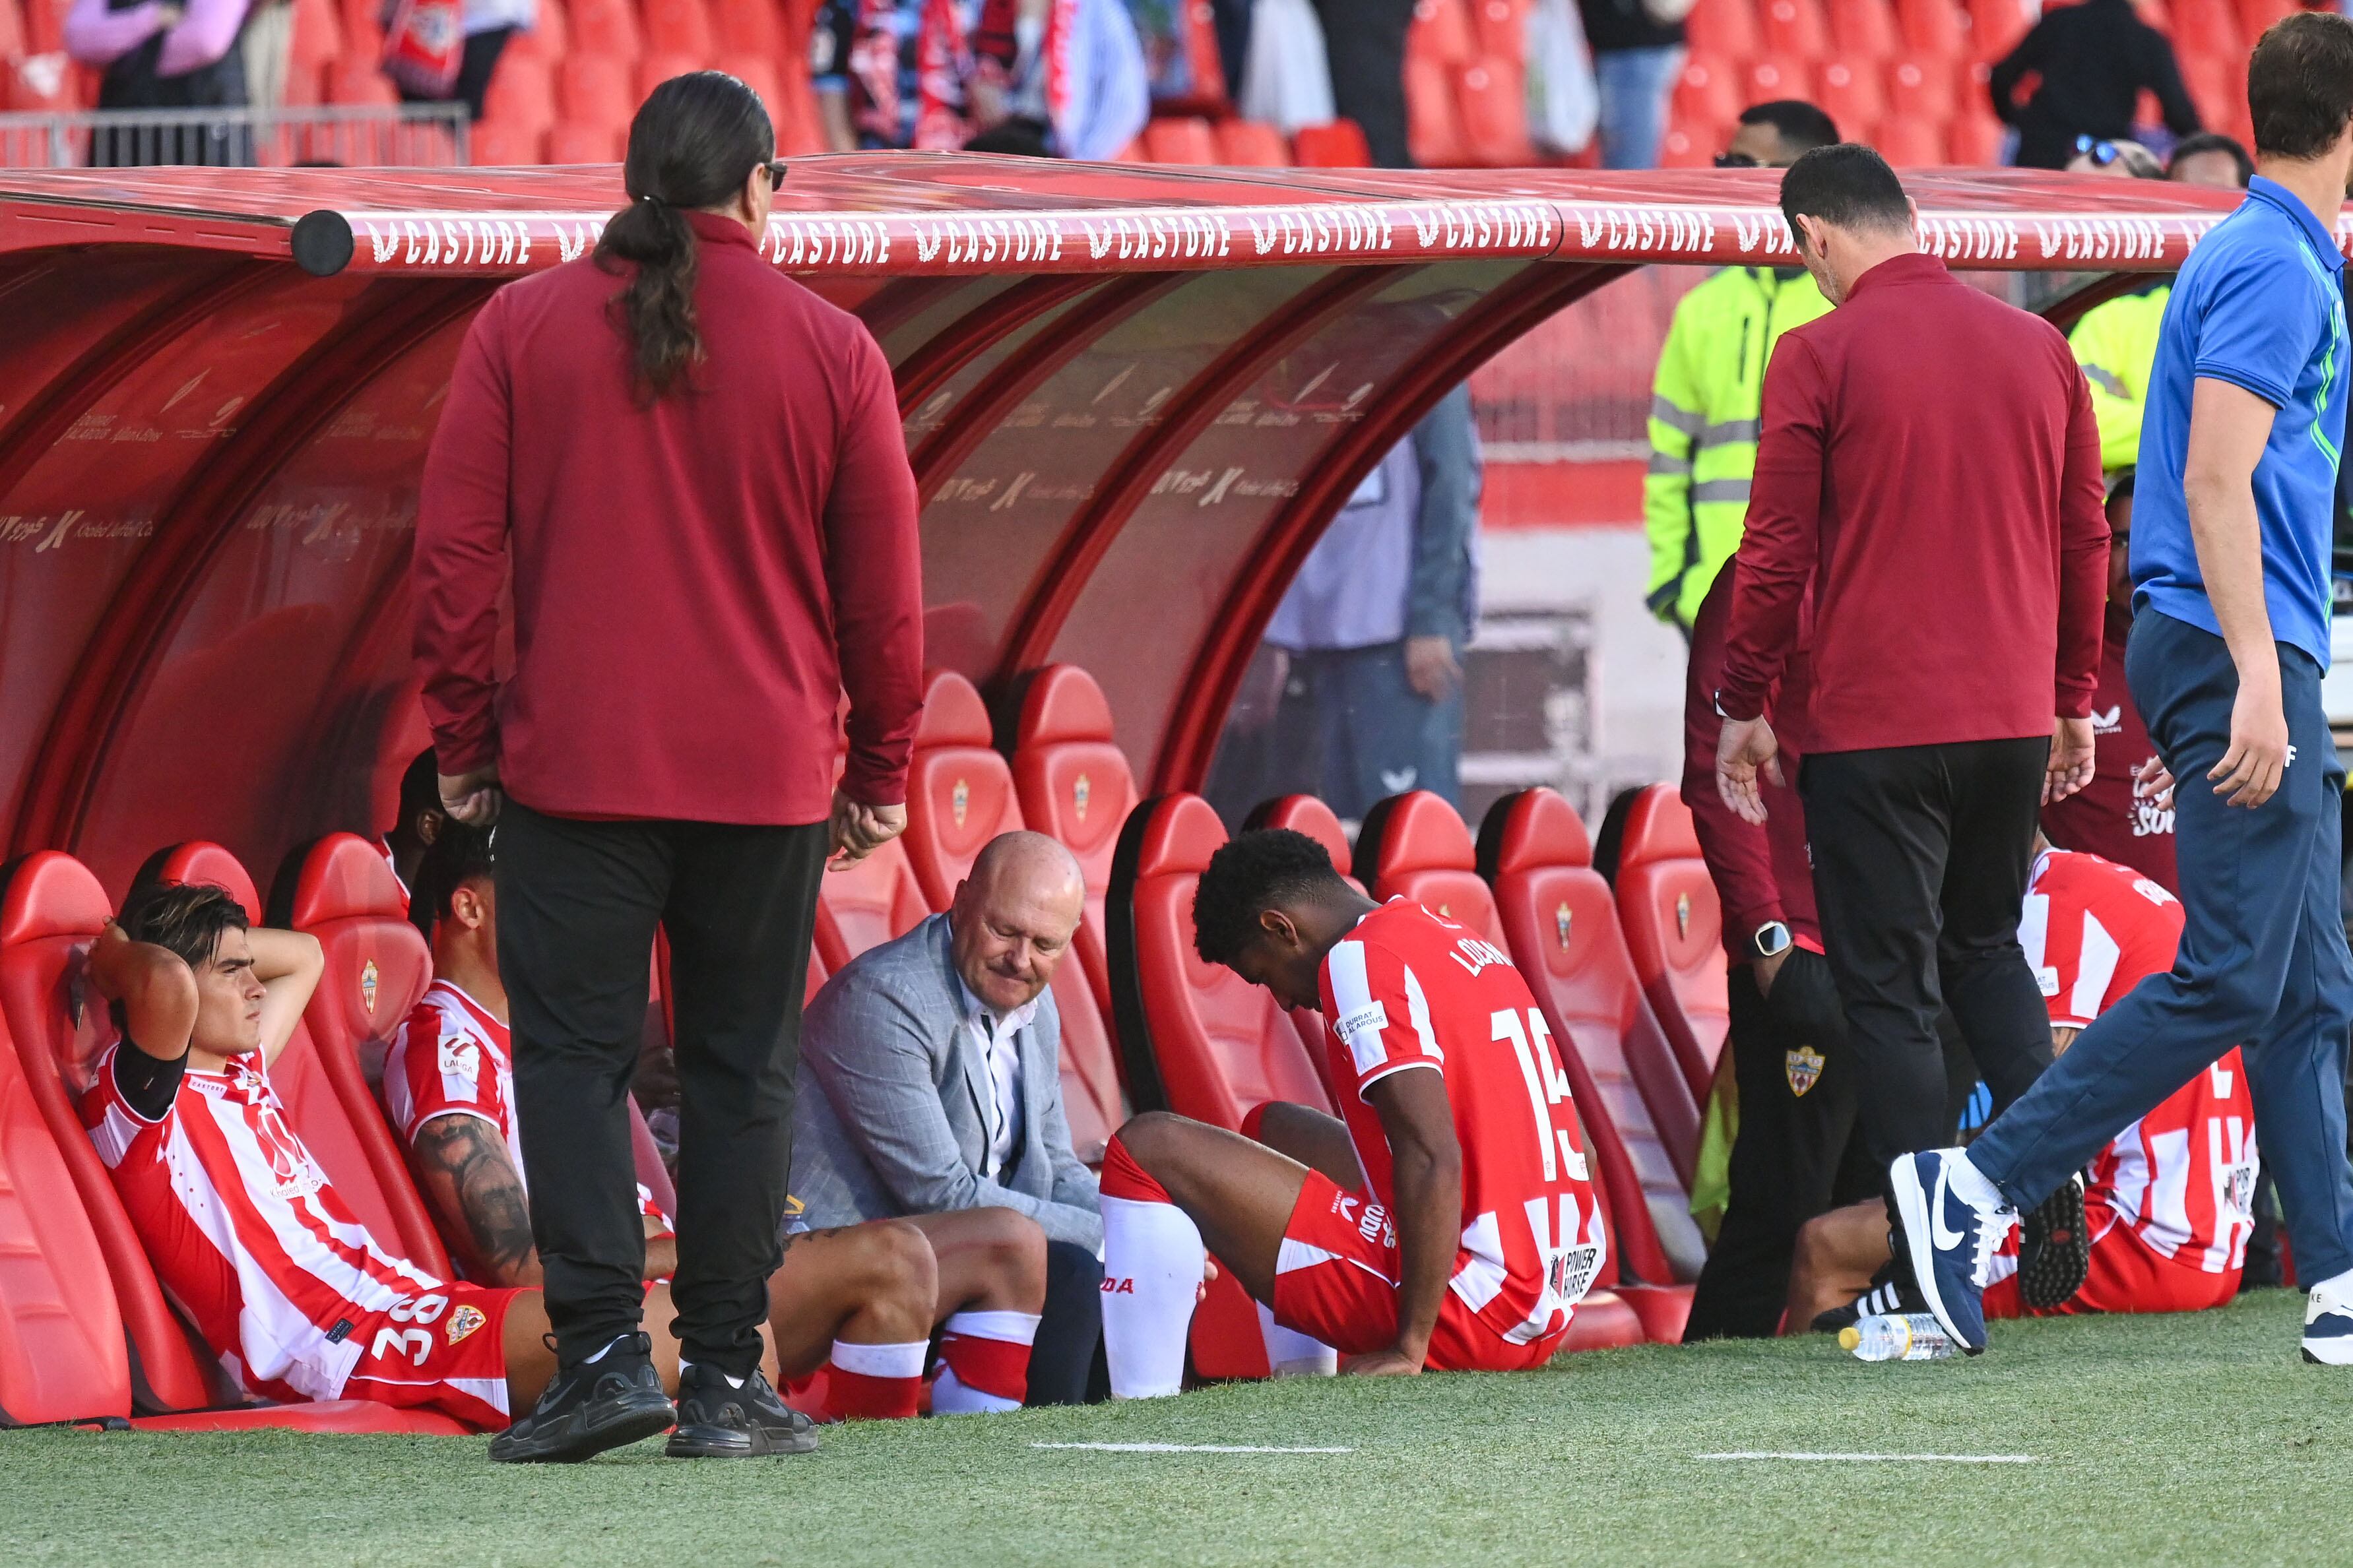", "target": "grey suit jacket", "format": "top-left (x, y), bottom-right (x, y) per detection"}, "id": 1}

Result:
top-left (791, 914), bottom-right (1102, 1247)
